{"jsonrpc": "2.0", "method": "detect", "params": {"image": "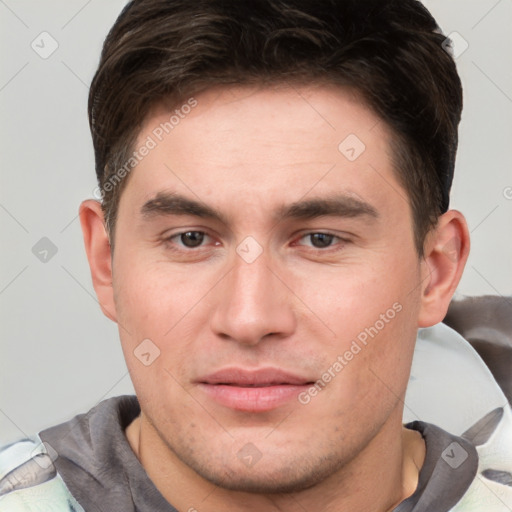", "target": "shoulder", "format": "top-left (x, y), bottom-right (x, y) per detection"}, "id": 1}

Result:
top-left (0, 395), bottom-right (141, 512)
top-left (452, 405), bottom-right (512, 511)
top-left (0, 395), bottom-right (139, 511)
top-left (403, 405), bottom-right (512, 511)
top-left (0, 436), bottom-right (84, 511)
top-left (407, 324), bottom-right (512, 510)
